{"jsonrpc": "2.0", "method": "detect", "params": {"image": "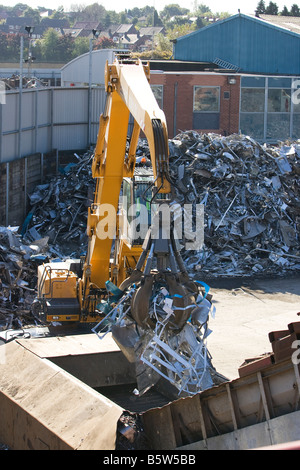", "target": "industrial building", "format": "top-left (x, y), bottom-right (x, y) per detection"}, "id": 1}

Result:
top-left (173, 12), bottom-right (300, 75)
top-left (164, 13), bottom-right (300, 141)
